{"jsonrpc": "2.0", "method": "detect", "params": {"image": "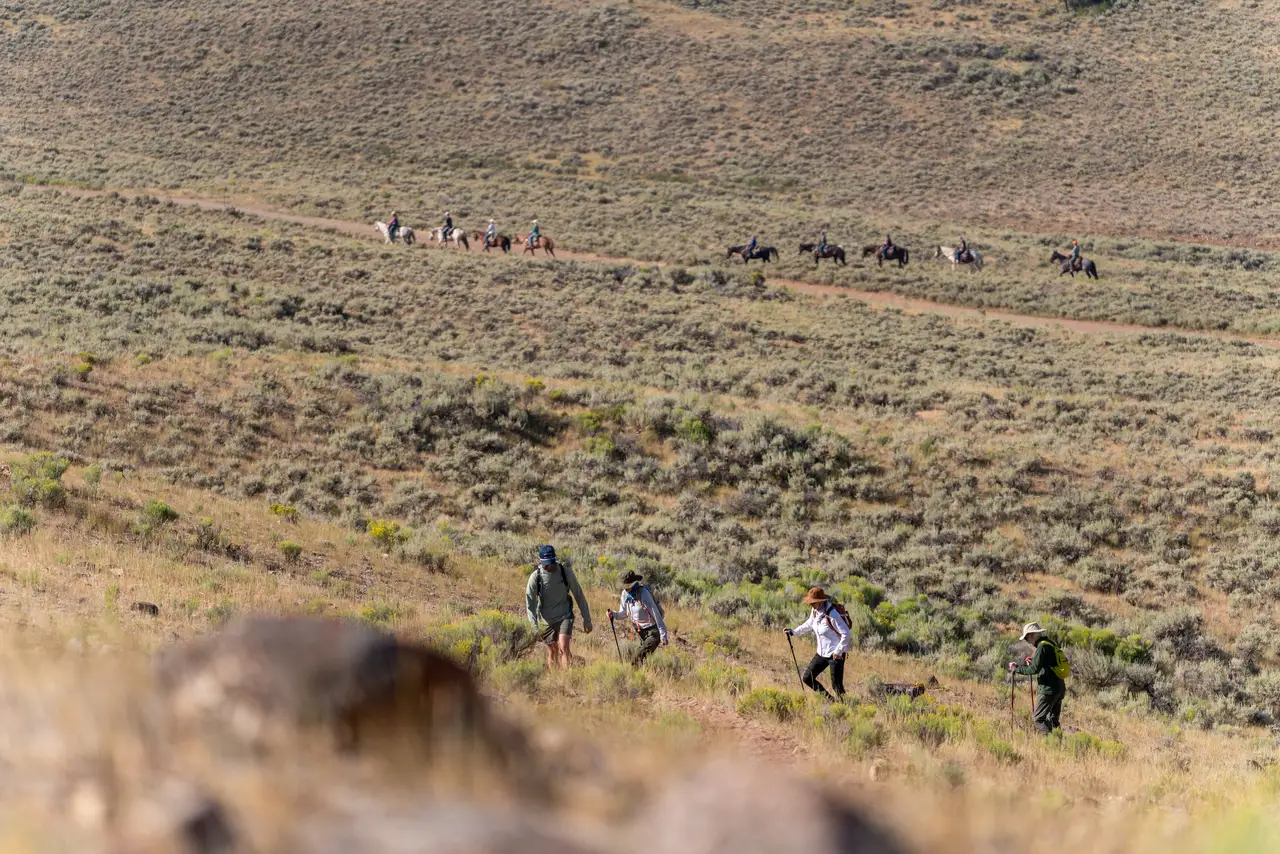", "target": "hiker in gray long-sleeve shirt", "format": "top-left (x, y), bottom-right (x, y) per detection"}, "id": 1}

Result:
top-left (525, 545), bottom-right (593, 669)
